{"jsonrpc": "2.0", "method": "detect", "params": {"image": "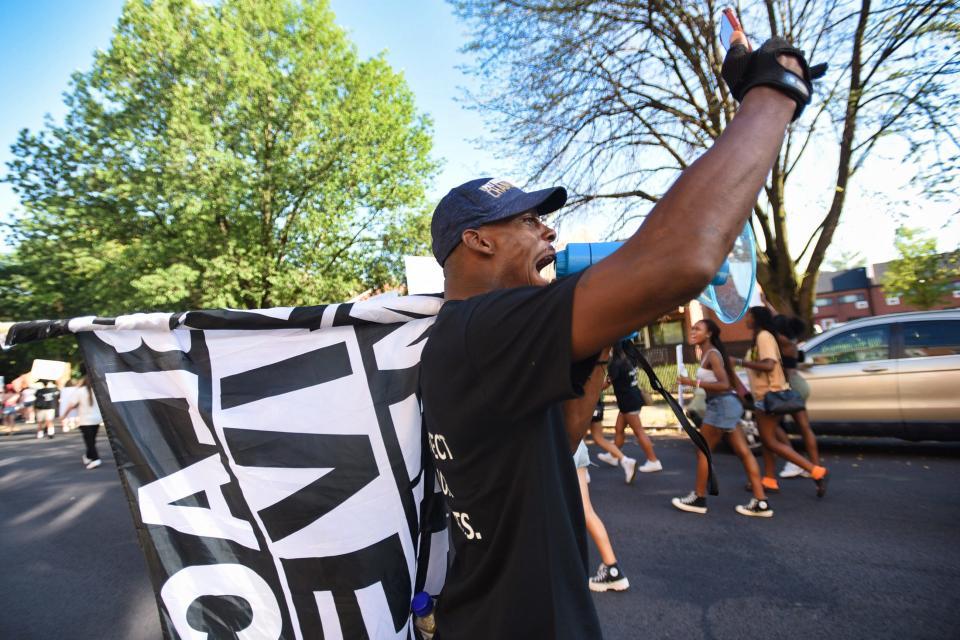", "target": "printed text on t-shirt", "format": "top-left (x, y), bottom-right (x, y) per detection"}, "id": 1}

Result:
top-left (427, 430), bottom-right (484, 541)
